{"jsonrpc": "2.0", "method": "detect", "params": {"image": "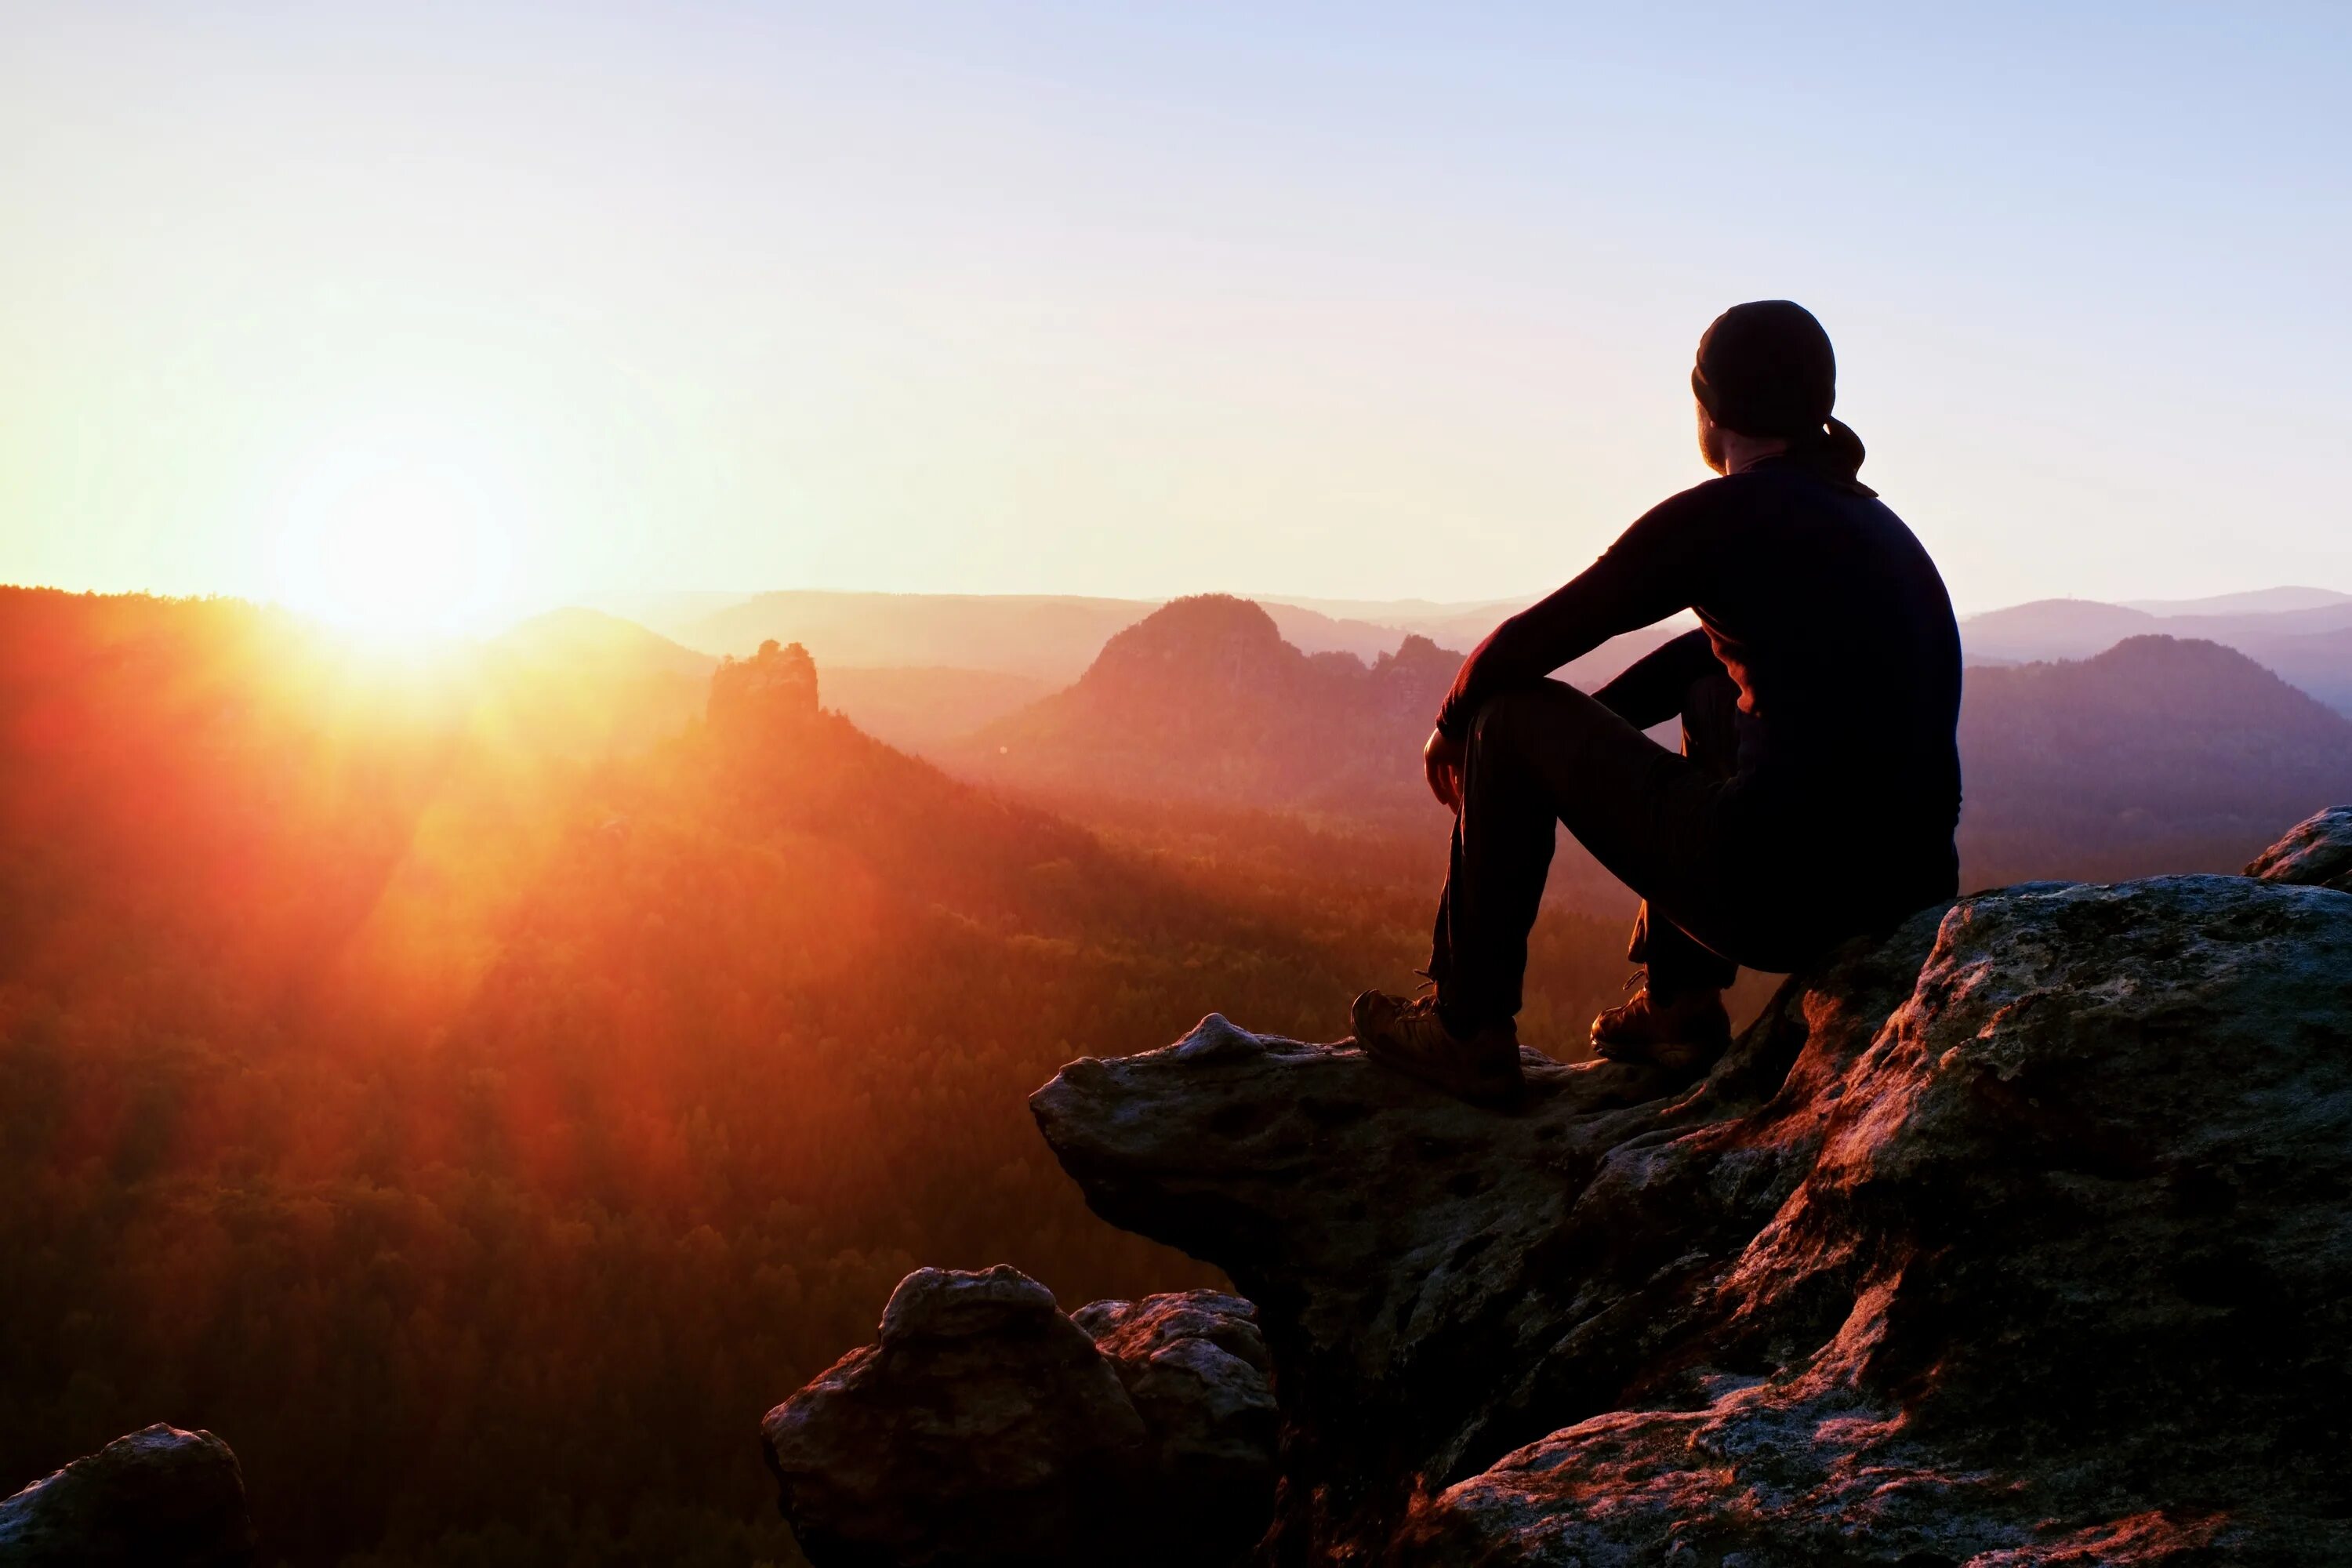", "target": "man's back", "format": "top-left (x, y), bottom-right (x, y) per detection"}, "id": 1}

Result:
top-left (1436, 452), bottom-right (1962, 876)
top-left (1685, 457), bottom-right (1962, 858)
